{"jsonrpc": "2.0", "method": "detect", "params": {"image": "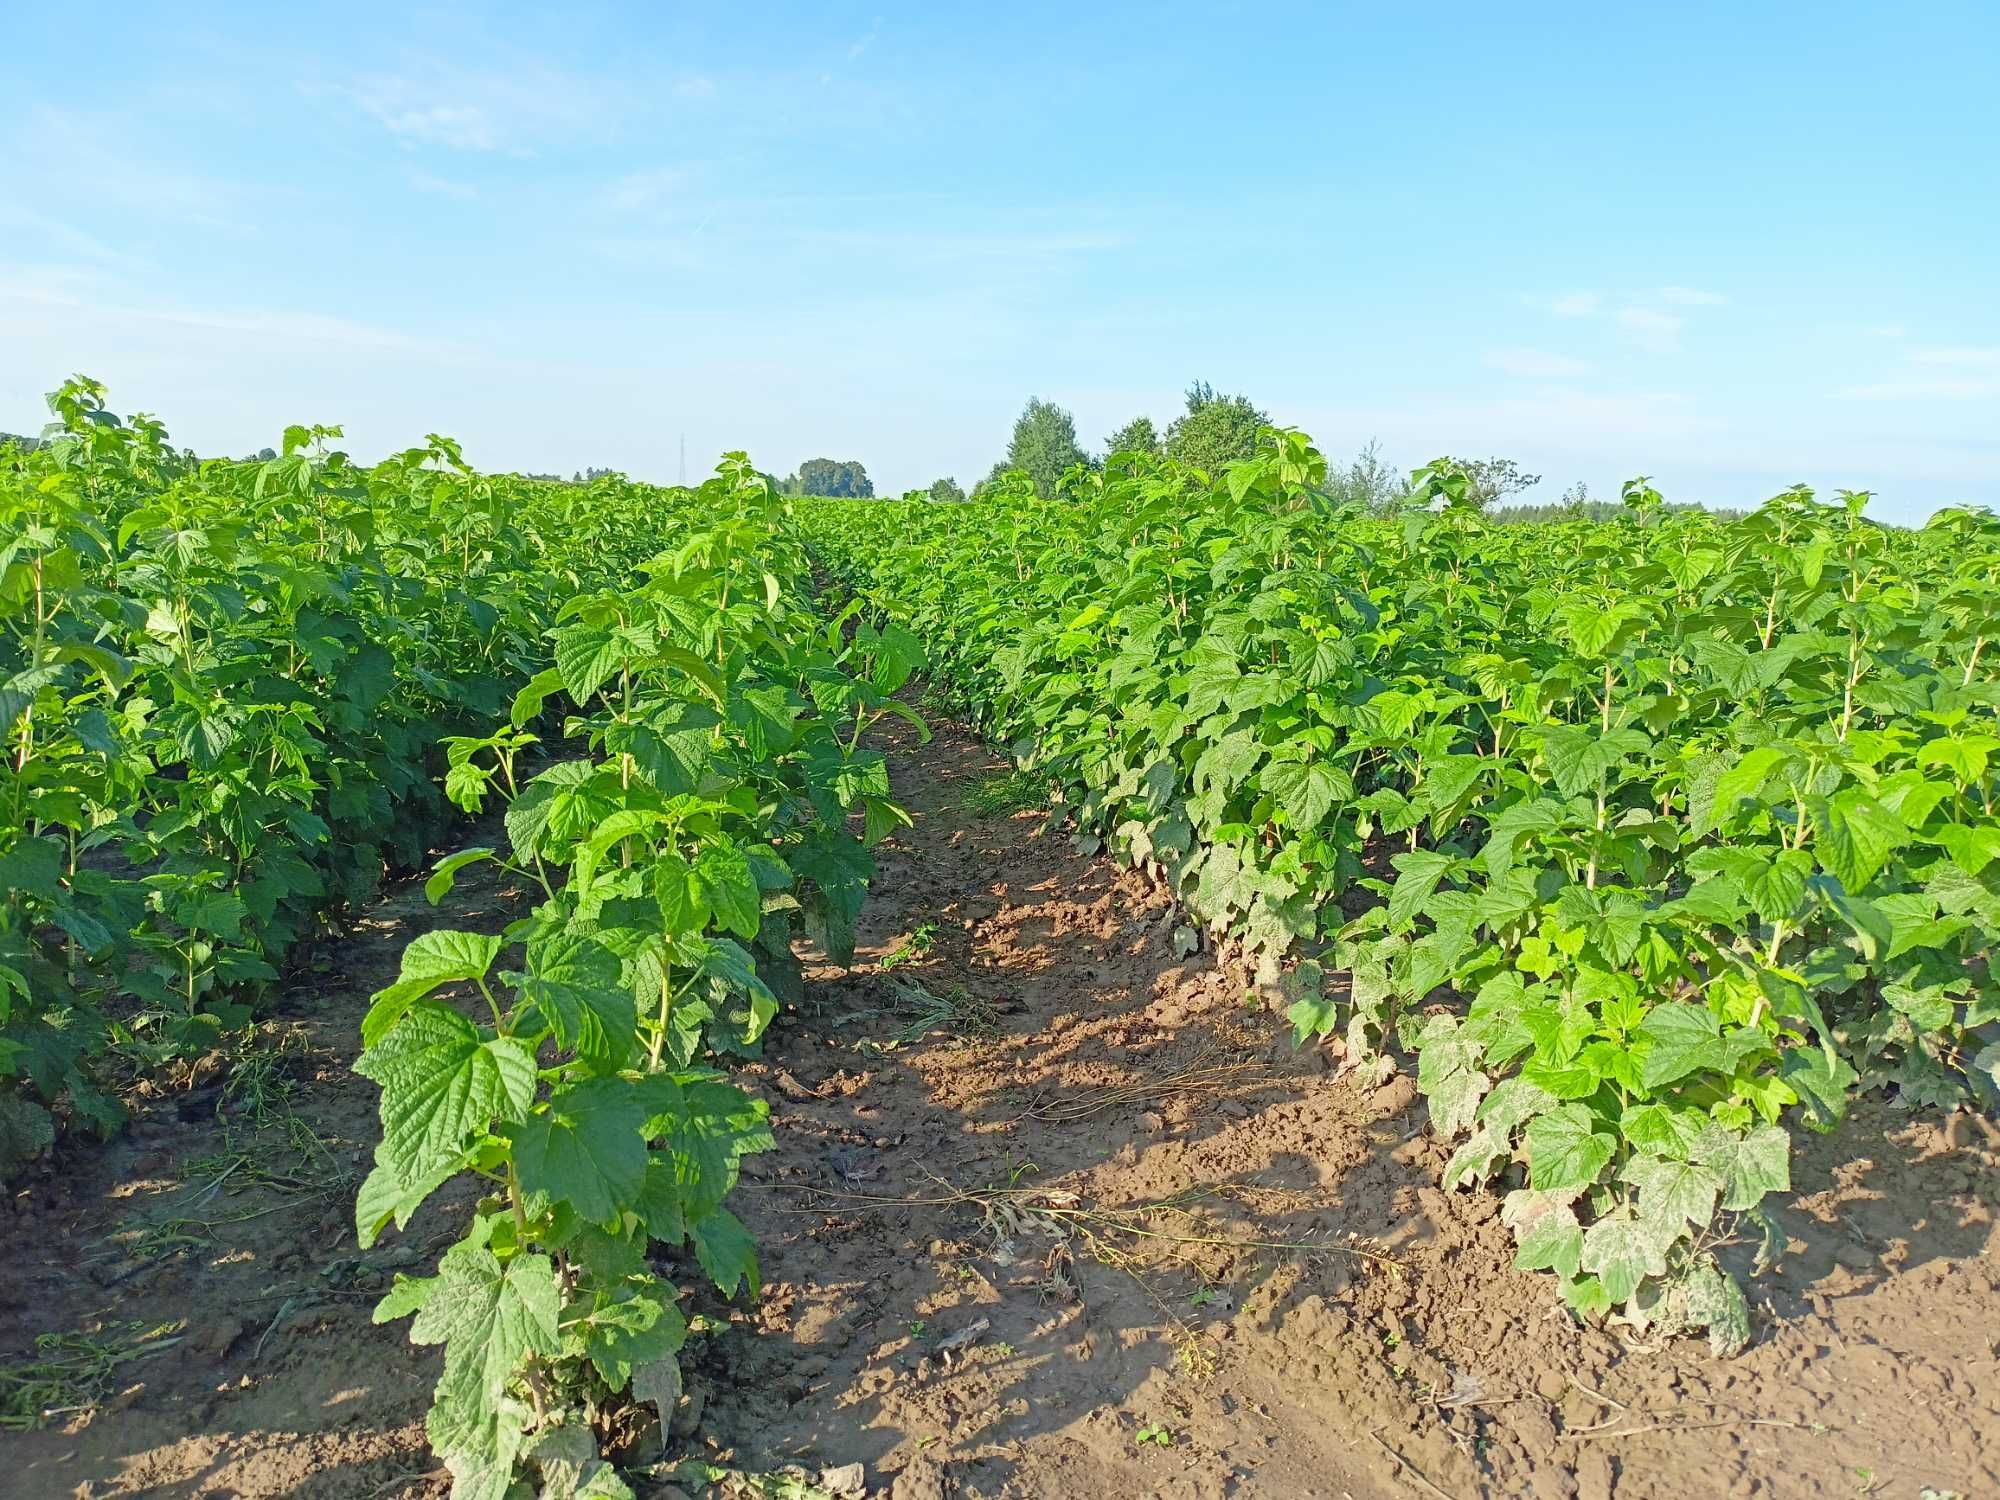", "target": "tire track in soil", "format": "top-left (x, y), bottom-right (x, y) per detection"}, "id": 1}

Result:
top-left (3, 716), bottom-right (1998, 1499)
